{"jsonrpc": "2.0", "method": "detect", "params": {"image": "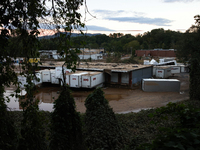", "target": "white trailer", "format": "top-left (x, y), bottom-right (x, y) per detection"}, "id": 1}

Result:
top-left (155, 67), bottom-right (171, 78)
top-left (55, 66), bottom-right (72, 78)
top-left (18, 75), bottom-right (27, 89)
top-left (171, 66), bottom-right (181, 74)
top-left (81, 72), bottom-right (105, 88)
top-left (65, 74), bottom-right (70, 85)
top-left (143, 60), bottom-right (150, 65)
top-left (179, 65), bottom-right (188, 73)
top-left (41, 69), bottom-right (51, 82)
top-left (153, 67), bottom-right (157, 76)
top-left (142, 79), bottom-right (180, 92)
top-left (33, 71), bottom-right (42, 86)
top-left (50, 70), bottom-right (59, 84)
top-left (70, 72), bottom-right (88, 88)
top-left (58, 72), bottom-right (71, 86)
top-left (18, 75), bottom-right (35, 88)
